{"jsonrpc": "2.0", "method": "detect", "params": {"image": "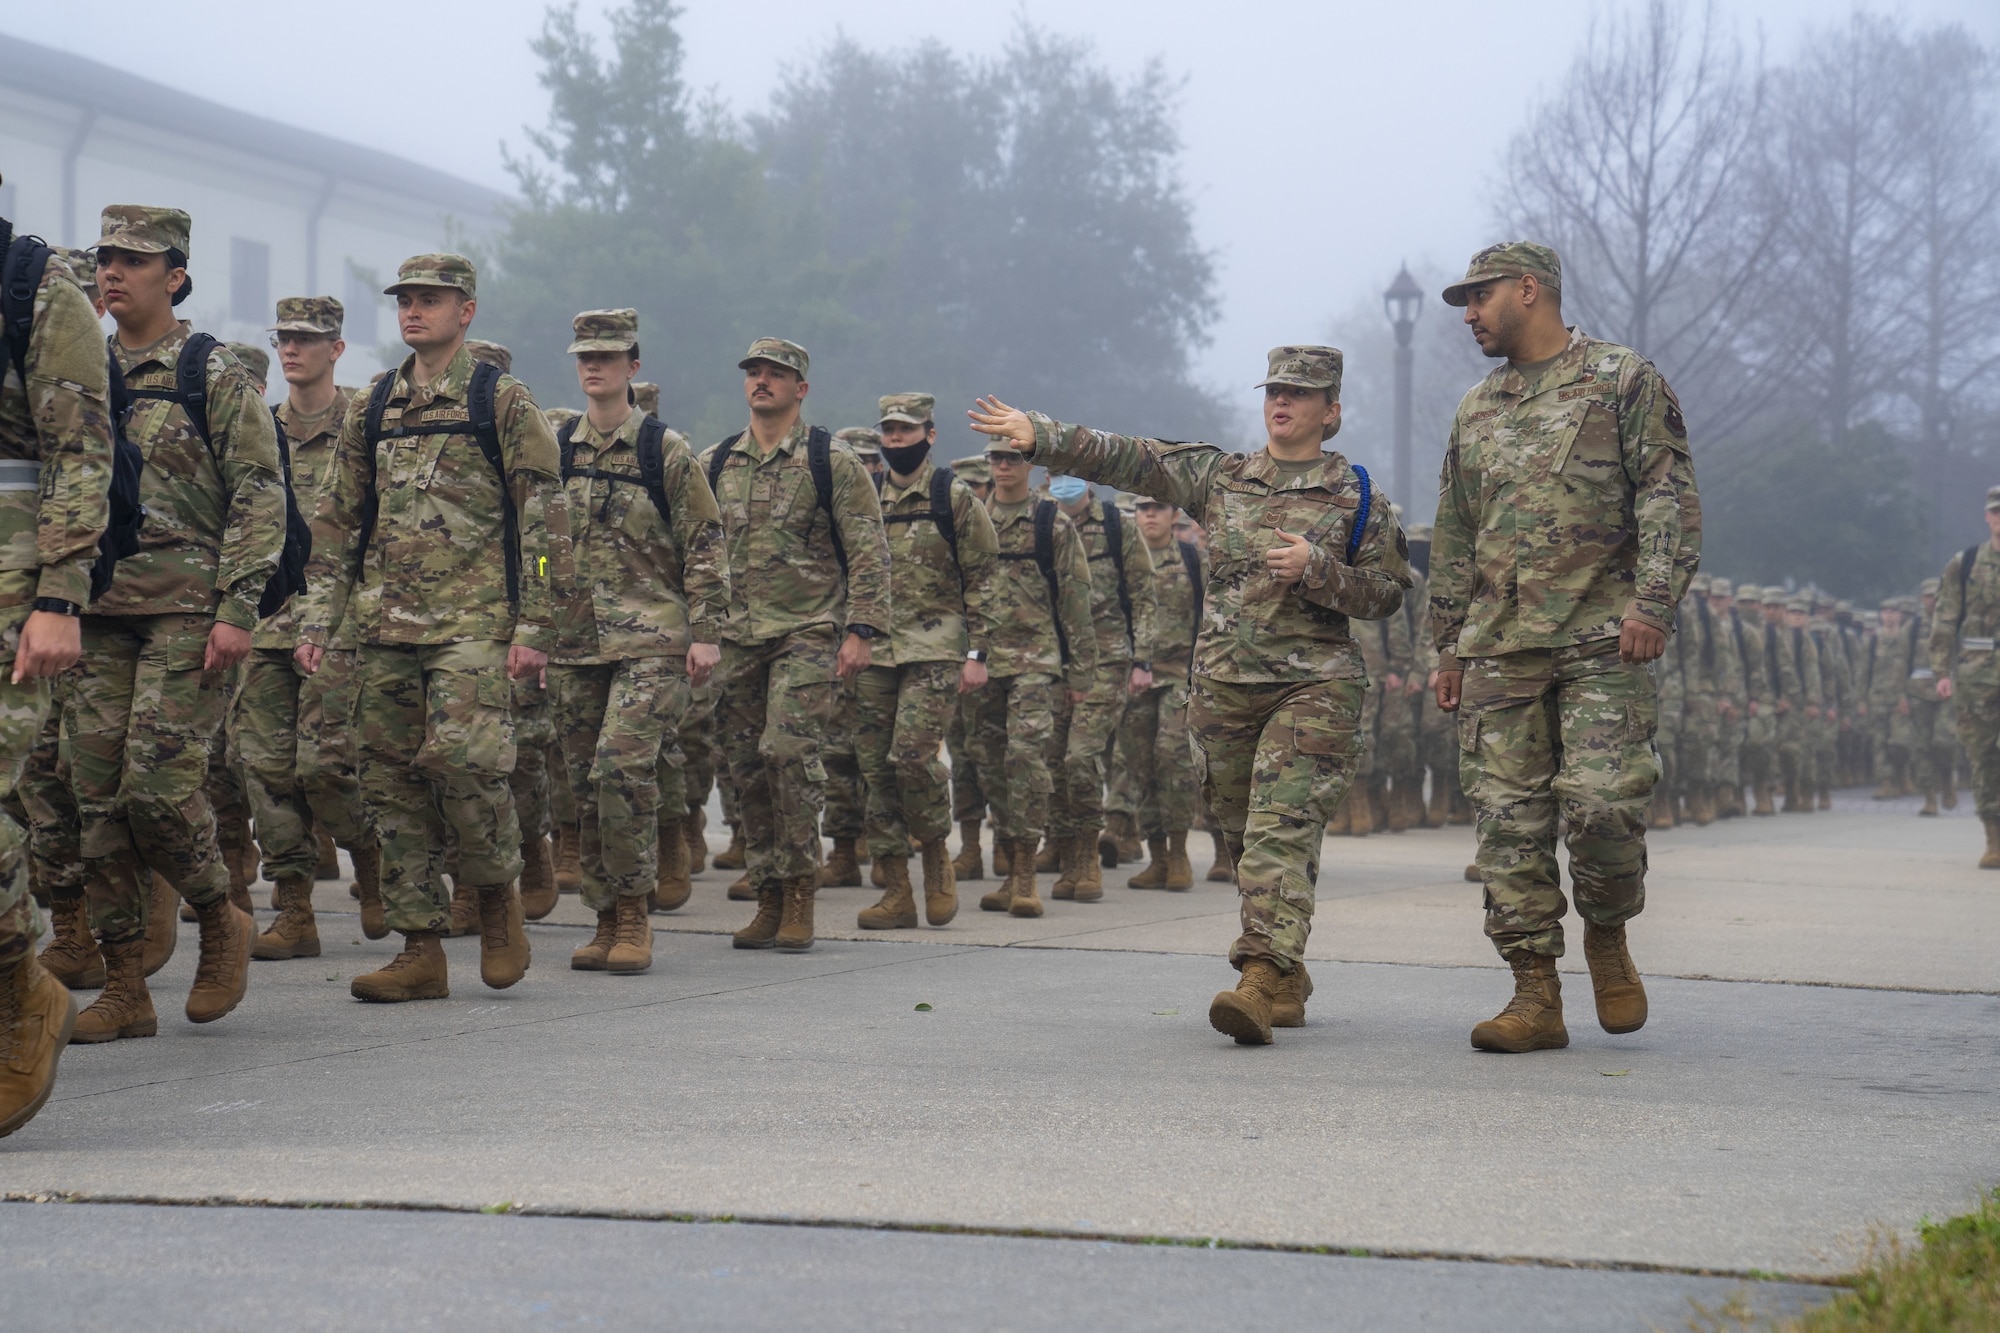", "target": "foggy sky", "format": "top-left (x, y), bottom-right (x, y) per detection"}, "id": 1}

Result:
top-left (9, 0), bottom-right (1997, 429)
